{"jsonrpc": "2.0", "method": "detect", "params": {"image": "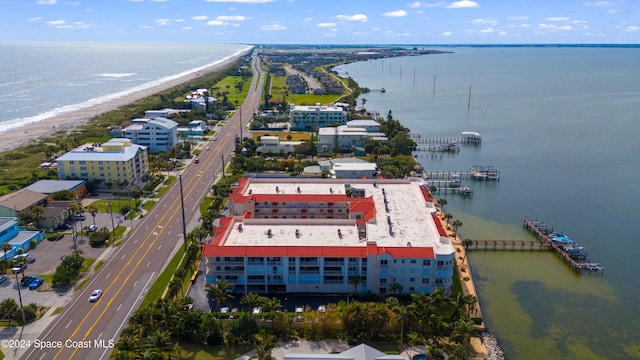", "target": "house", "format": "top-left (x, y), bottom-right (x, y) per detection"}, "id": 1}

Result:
top-left (56, 138), bottom-right (149, 189)
top-left (346, 120), bottom-right (381, 133)
top-left (256, 136), bottom-right (302, 155)
top-left (177, 120), bottom-right (208, 141)
top-left (317, 126), bottom-right (388, 153)
top-left (285, 343), bottom-right (405, 360)
top-left (0, 217), bottom-right (45, 259)
top-left (24, 180), bottom-right (87, 200)
top-left (122, 117), bottom-right (179, 153)
top-left (203, 177), bottom-right (454, 295)
top-left (290, 104), bottom-right (347, 131)
top-left (330, 163), bottom-right (378, 179)
top-left (0, 189), bottom-right (48, 218)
